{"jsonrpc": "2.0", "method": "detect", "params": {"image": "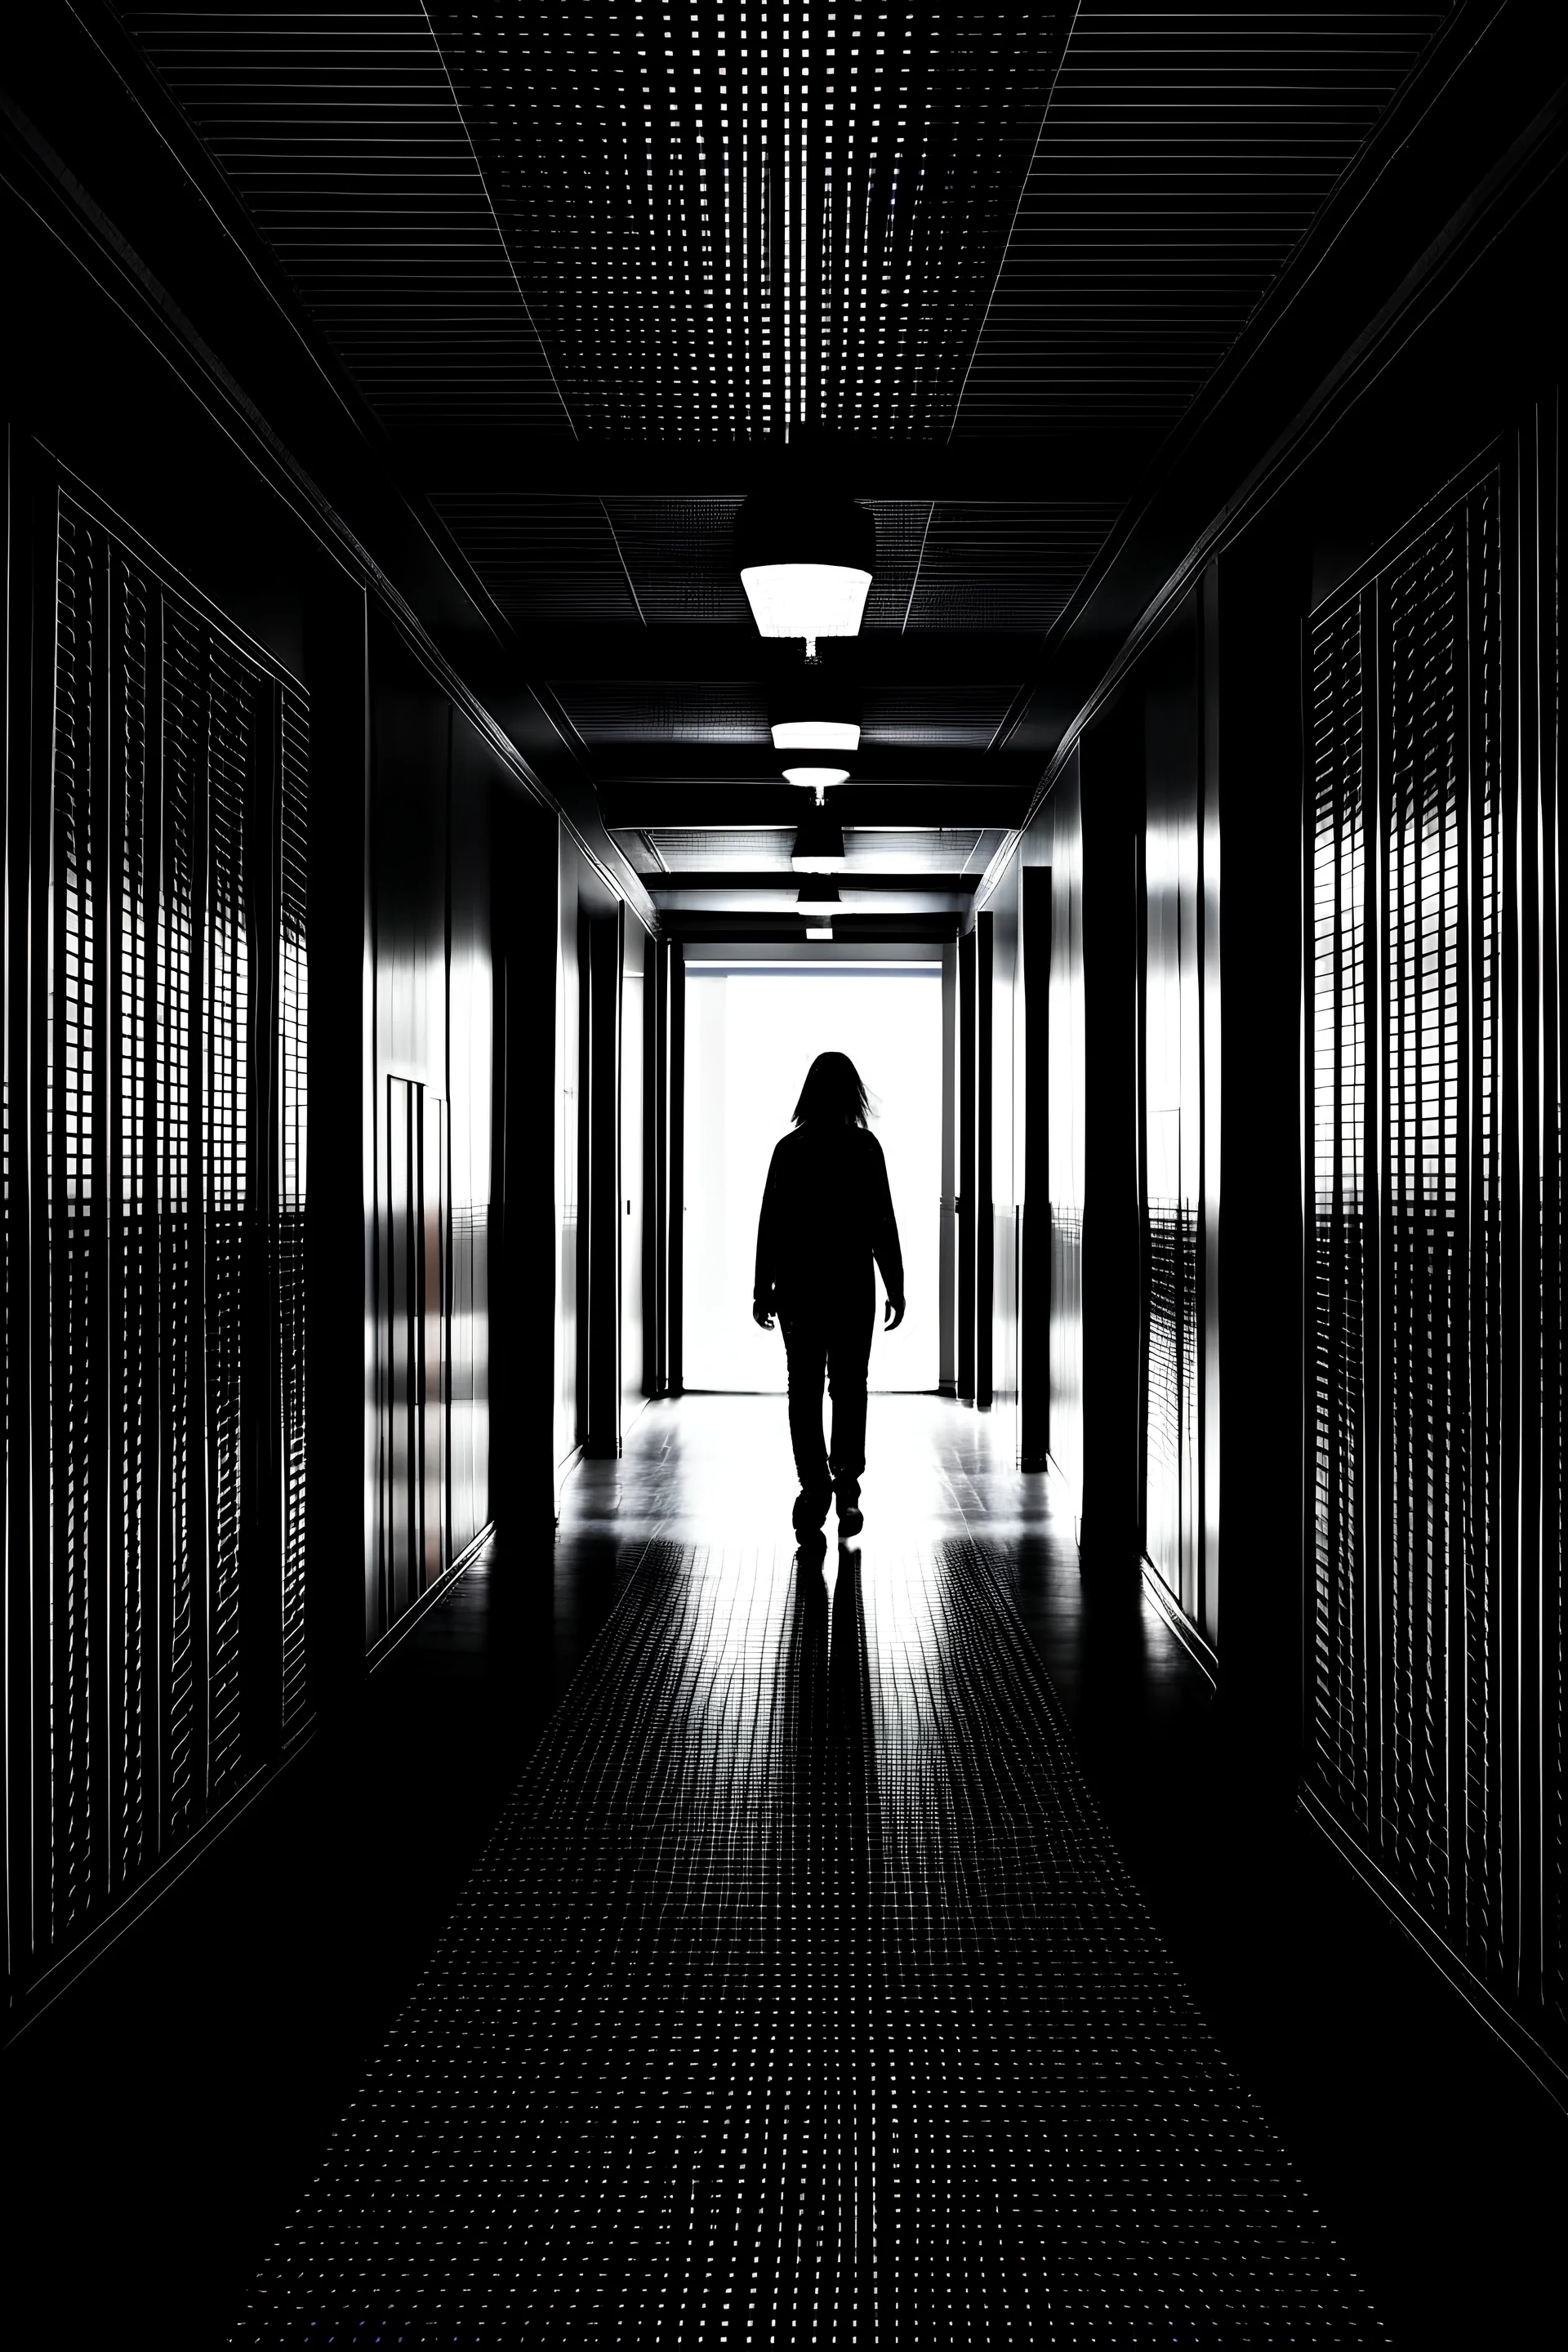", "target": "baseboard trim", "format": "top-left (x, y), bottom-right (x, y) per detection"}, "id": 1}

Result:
top-left (366, 1521), bottom-right (496, 1677)
top-left (1298, 1783), bottom-right (1568, 2115)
